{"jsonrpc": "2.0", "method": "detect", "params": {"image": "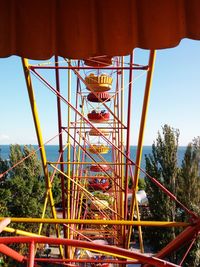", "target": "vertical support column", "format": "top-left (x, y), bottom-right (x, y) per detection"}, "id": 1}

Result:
top-left (55, 56), bottom-right (67, 257)
top-left (21, 58), bottom-right (63, 257)
top-left (126, 50), bottom-right (156, 248)
top-left (21, 58), bottom-right (49, 180)
top-left (113, 64), bottom-right (120, 244)
top-left (28, 241), bottom-right (34, 267)
top-left (135, 196), bottom-right (144, 253)
top-left (120, 56), bottom-right (125, 243)
top-left (124, 53), bottom-right (134, 224)
top-left (67, 59), bottom-right (71, 258)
